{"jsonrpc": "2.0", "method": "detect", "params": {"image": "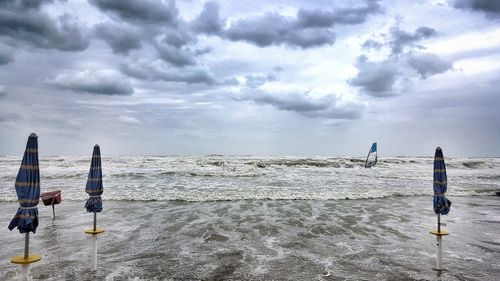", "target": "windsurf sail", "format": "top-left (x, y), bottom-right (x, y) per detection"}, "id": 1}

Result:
top-left (365, 142), bottom-right (377, 168)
